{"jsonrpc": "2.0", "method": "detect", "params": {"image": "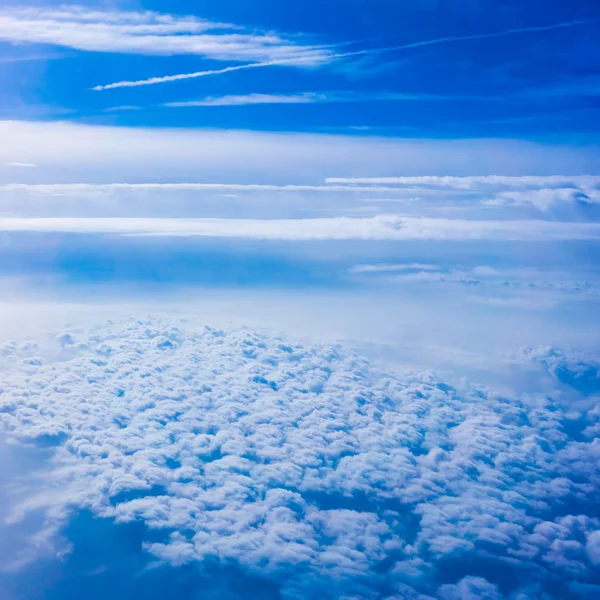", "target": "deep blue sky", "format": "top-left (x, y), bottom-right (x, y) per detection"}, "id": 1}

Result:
top-left (1, 0), bottom-right (599, 139)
